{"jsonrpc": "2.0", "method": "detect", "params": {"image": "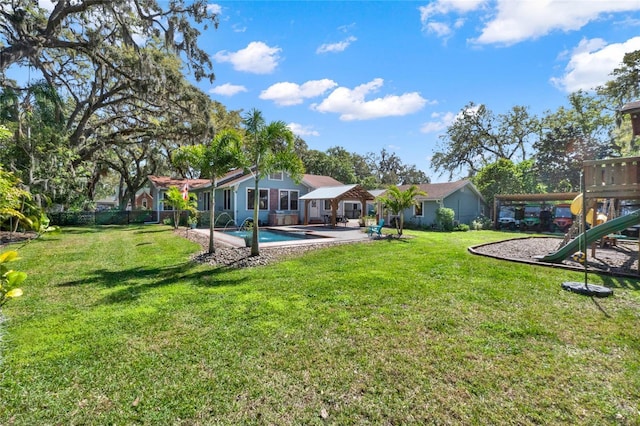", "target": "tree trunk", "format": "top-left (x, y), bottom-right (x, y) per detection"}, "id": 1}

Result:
top-left (209, 184), bottom-right (215, 254)
top-left (251, 176), bottom-right (260, 256)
